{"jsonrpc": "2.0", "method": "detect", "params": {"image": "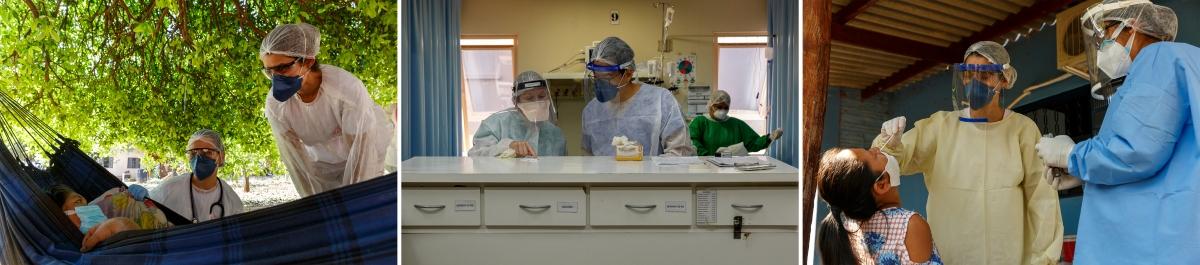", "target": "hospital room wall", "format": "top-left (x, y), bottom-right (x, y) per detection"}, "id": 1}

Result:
top-left (461, 0), bottom-right (768, 155)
